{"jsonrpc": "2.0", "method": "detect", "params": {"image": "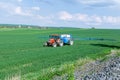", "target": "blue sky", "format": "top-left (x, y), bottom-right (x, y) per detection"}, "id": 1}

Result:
top-left (0, 0), bottom-right (120, 29)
